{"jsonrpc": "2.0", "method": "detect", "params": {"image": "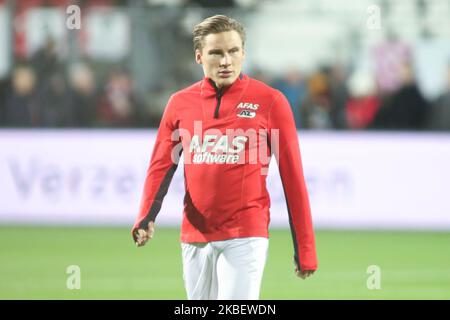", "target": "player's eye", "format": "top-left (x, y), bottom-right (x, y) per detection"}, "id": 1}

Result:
top-left (209, 50), bottom-right (223, 56)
